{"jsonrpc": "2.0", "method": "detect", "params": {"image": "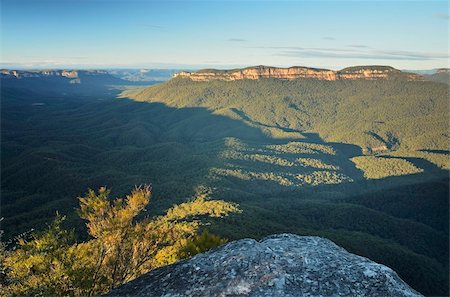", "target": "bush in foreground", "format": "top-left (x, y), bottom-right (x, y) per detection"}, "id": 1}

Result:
top-left (1, 186), bottom-right (239, 296)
